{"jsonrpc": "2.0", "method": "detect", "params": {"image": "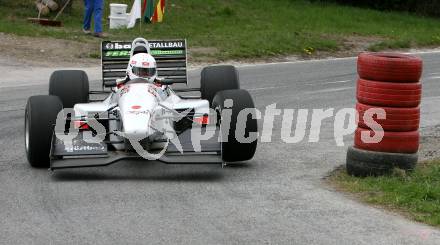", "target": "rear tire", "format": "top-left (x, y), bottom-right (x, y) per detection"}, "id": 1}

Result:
top-left (49, 70), bottom-right (89, 108)
top-left (25, 95), bottom-right (63, 168)
top-left (212, 89), bottom-right (258, 162)
top-left (201, 65), bottom-right (240, 105)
